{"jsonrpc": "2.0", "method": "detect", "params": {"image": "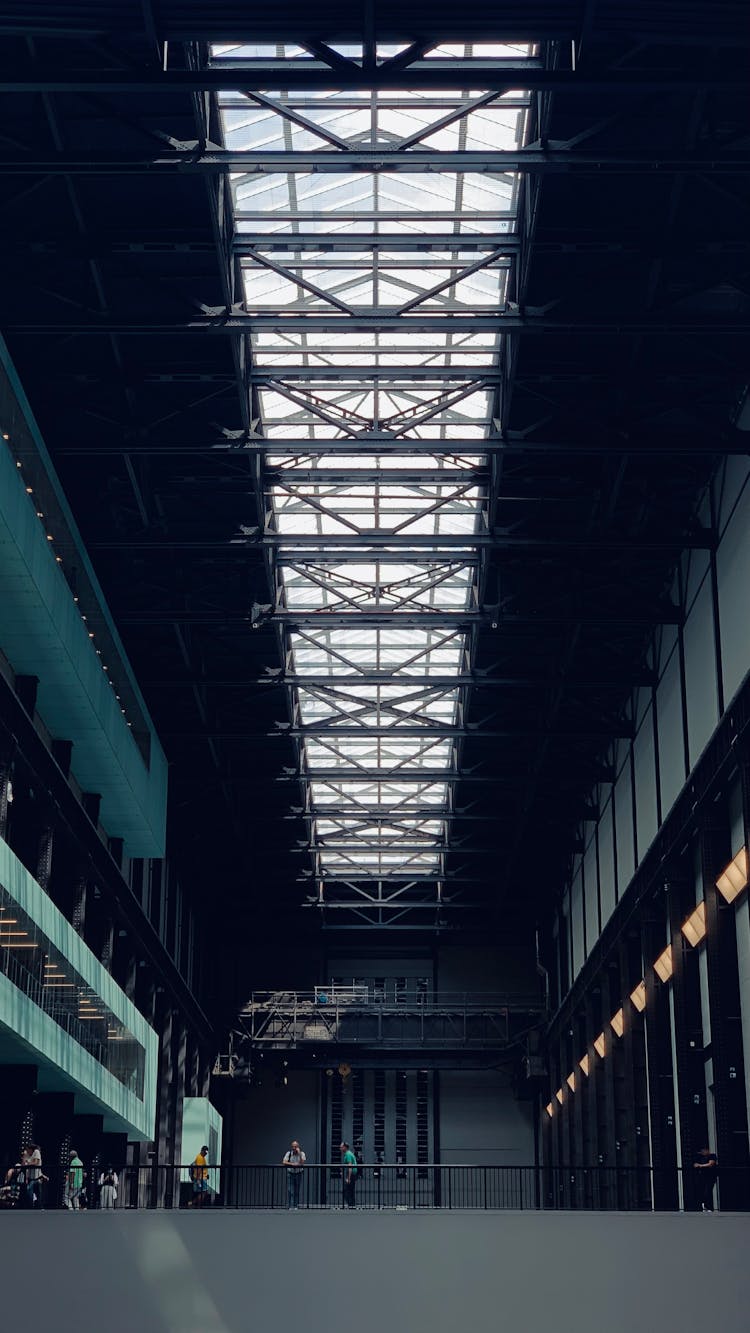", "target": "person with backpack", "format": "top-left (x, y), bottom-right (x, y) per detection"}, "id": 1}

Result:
top-left (189, 1145), bottom-right (209, 1206)
top-left (340, 1141), bottom-right (358, 1209)
top-left (98, 1164), bottom-right (119, 1209)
